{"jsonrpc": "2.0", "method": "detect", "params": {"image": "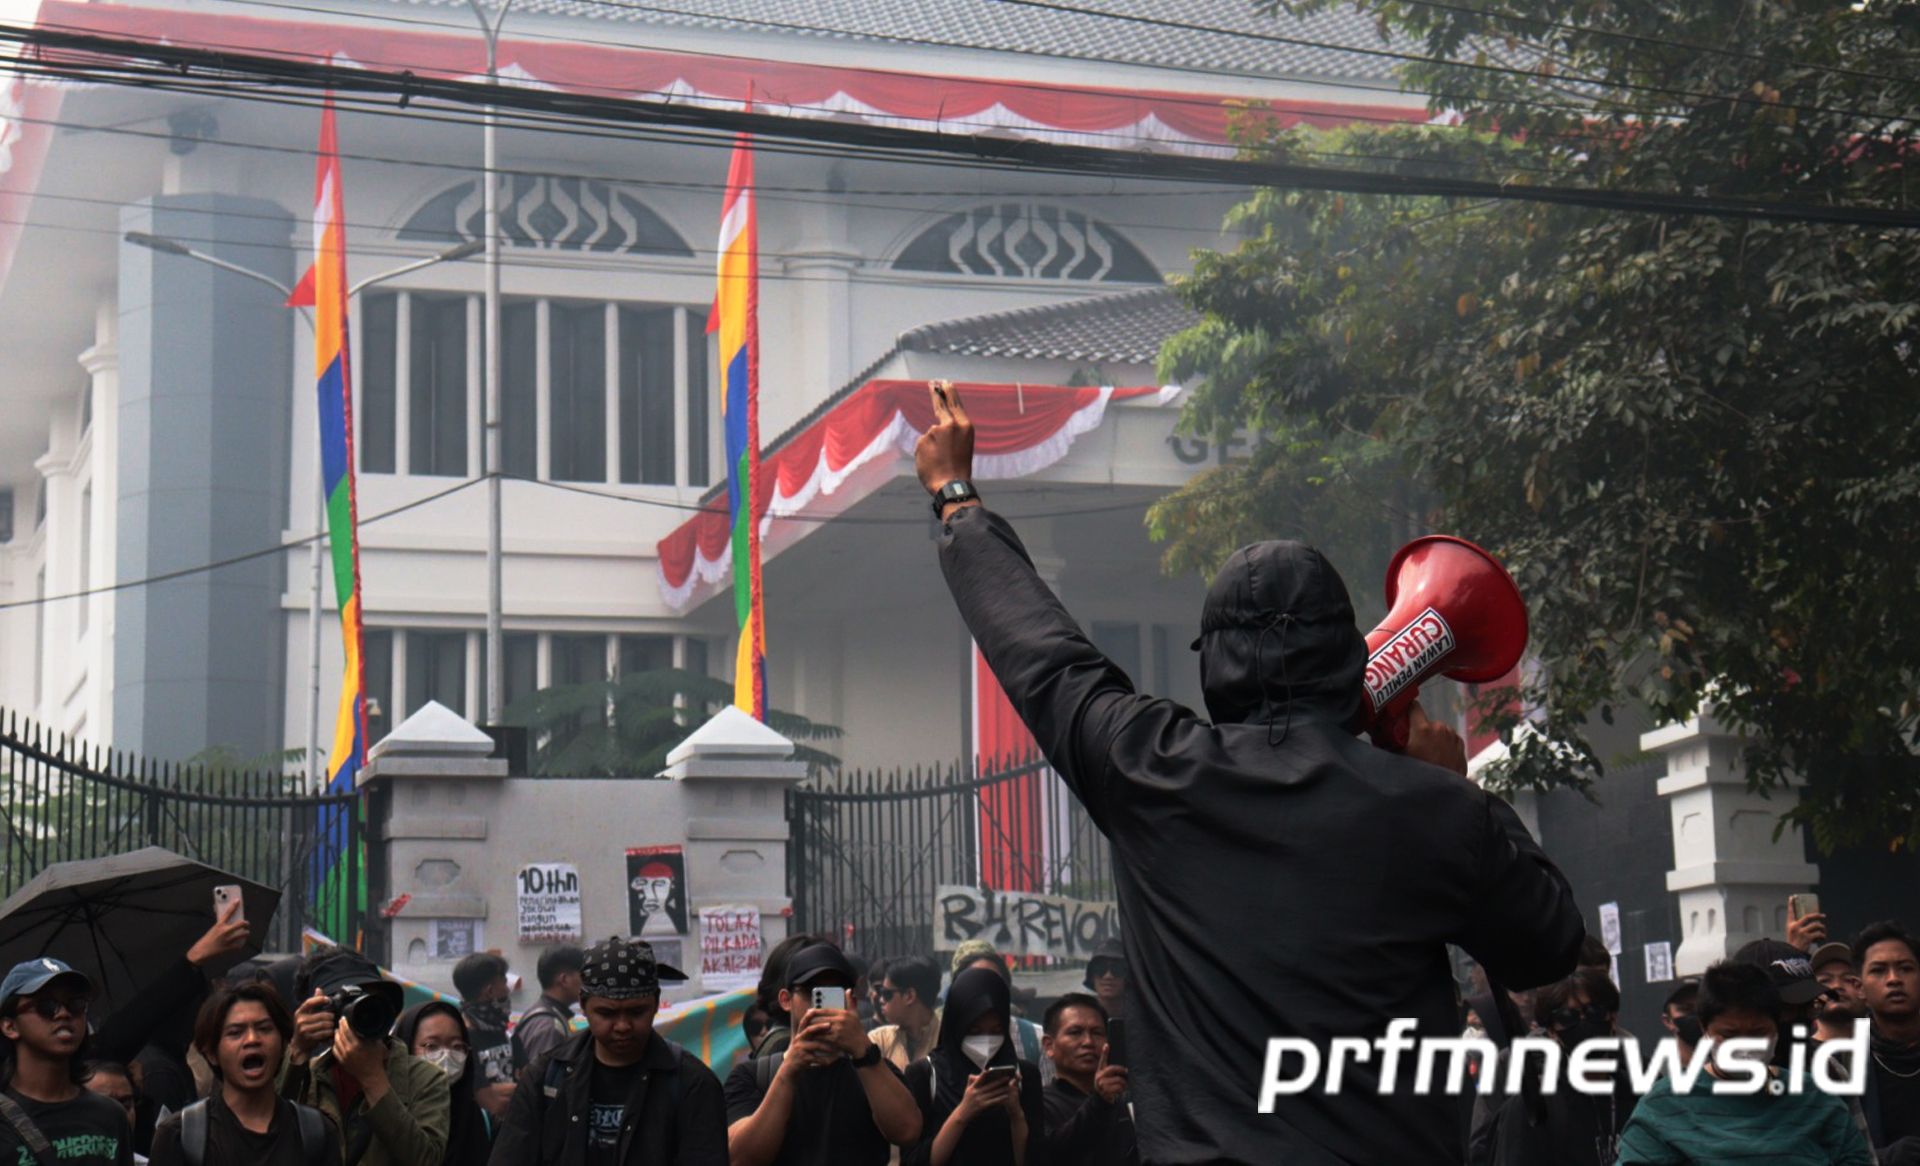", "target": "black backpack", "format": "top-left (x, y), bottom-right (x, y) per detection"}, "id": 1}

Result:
top-left (178, 1099), bottom-right (330, 1166)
